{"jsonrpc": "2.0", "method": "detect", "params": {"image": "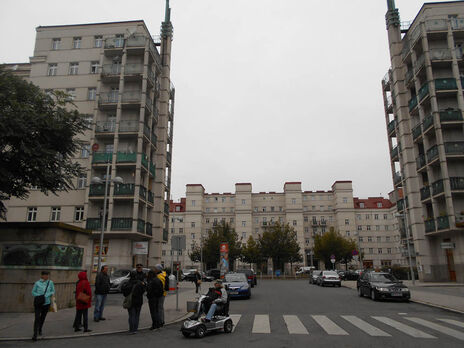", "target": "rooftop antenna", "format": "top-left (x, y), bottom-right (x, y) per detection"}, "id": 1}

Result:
top-left (161, 0), bottom-right (173, 38)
